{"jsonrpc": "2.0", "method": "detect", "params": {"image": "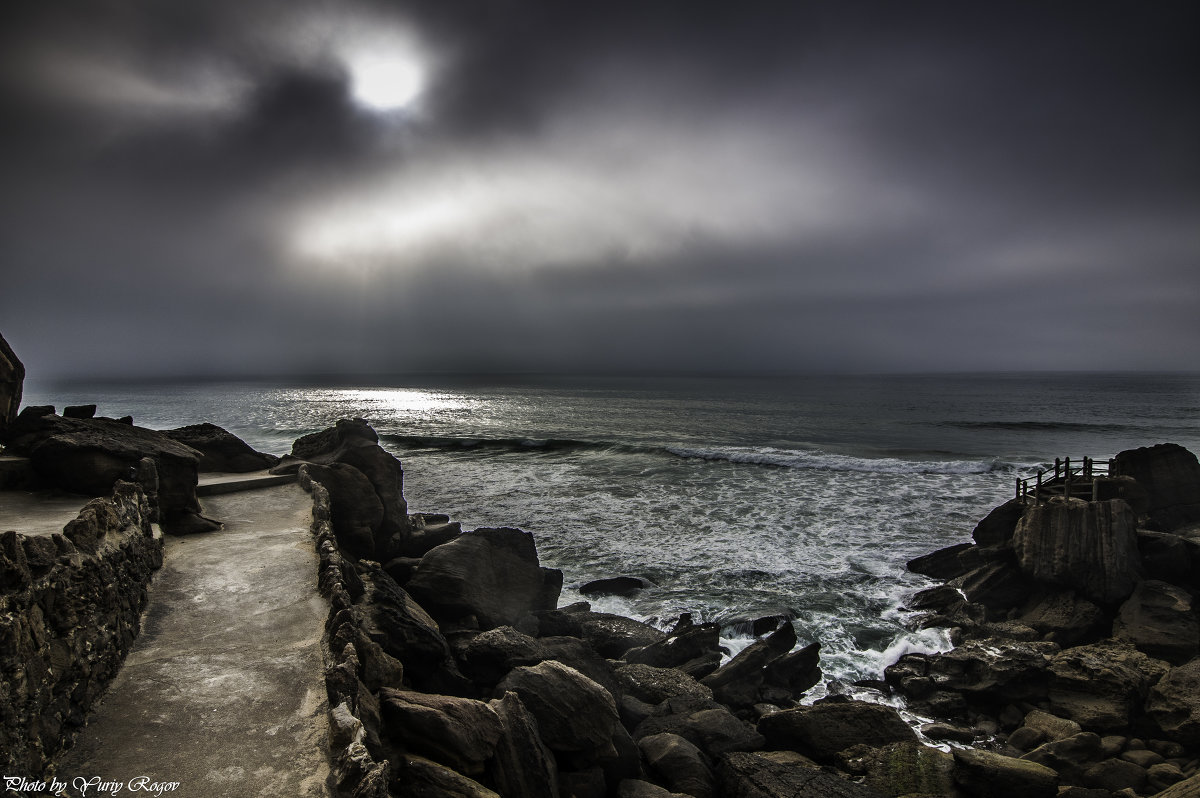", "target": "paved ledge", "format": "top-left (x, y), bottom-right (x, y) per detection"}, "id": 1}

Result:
top-left (197, 470), bottom-right (296, 495)
top-left (52, 483), bottom-right (331, 797)
top-left (0, 489), bottom-right (96, 536)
